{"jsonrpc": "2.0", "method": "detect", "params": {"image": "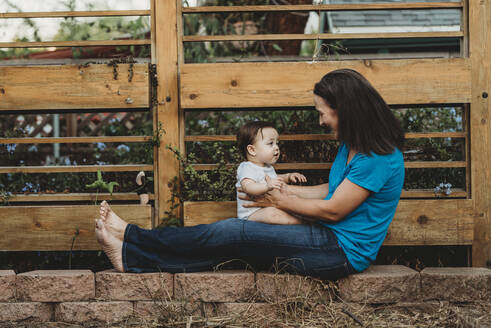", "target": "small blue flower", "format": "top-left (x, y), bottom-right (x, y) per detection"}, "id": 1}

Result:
top-left (6, 144), bottom-right (16, 154)
top-left (117, 144), bottom-right (130, 152)
top-left (96, 142), bottom-right (106, 151)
